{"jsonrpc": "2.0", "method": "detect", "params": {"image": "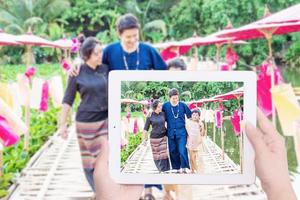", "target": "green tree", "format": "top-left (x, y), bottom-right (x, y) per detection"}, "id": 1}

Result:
top-left (62, 0), bottom-right (123, 43)
top-left (0, 0), bottom-right (70, 39)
